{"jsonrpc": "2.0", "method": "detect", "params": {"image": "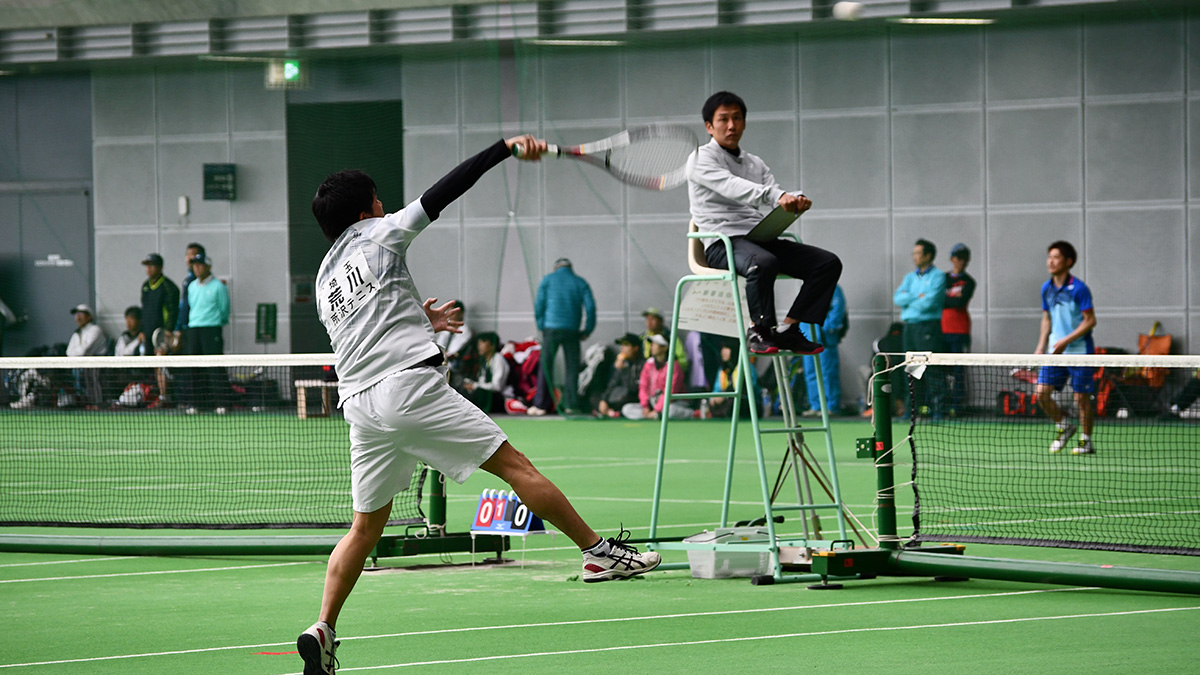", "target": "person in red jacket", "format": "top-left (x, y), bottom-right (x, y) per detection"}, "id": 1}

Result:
top-left (942, 243), bottom-right (976, 414)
